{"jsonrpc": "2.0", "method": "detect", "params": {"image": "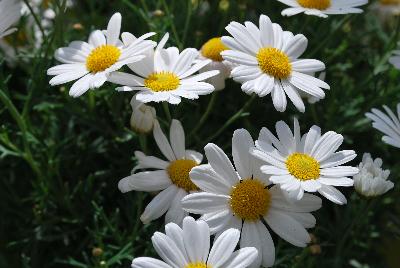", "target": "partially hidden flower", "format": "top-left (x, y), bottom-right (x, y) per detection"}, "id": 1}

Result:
top-left (129, 95), bottom-right (156, 134)
top-left (276, 0), bottom-right (368, 18)
top-left (198, 37), bottom-right (232, 90)
top-left (366, 103), bottom-right (400, 148)
top-left (0, 0), bottom-right (21, 39)
top-left (118, 119), bottom-right (203, 225)
top-left (353, 153), bottom-right (394, 197)
top-left (131, 216), bottom-right (259, 268)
